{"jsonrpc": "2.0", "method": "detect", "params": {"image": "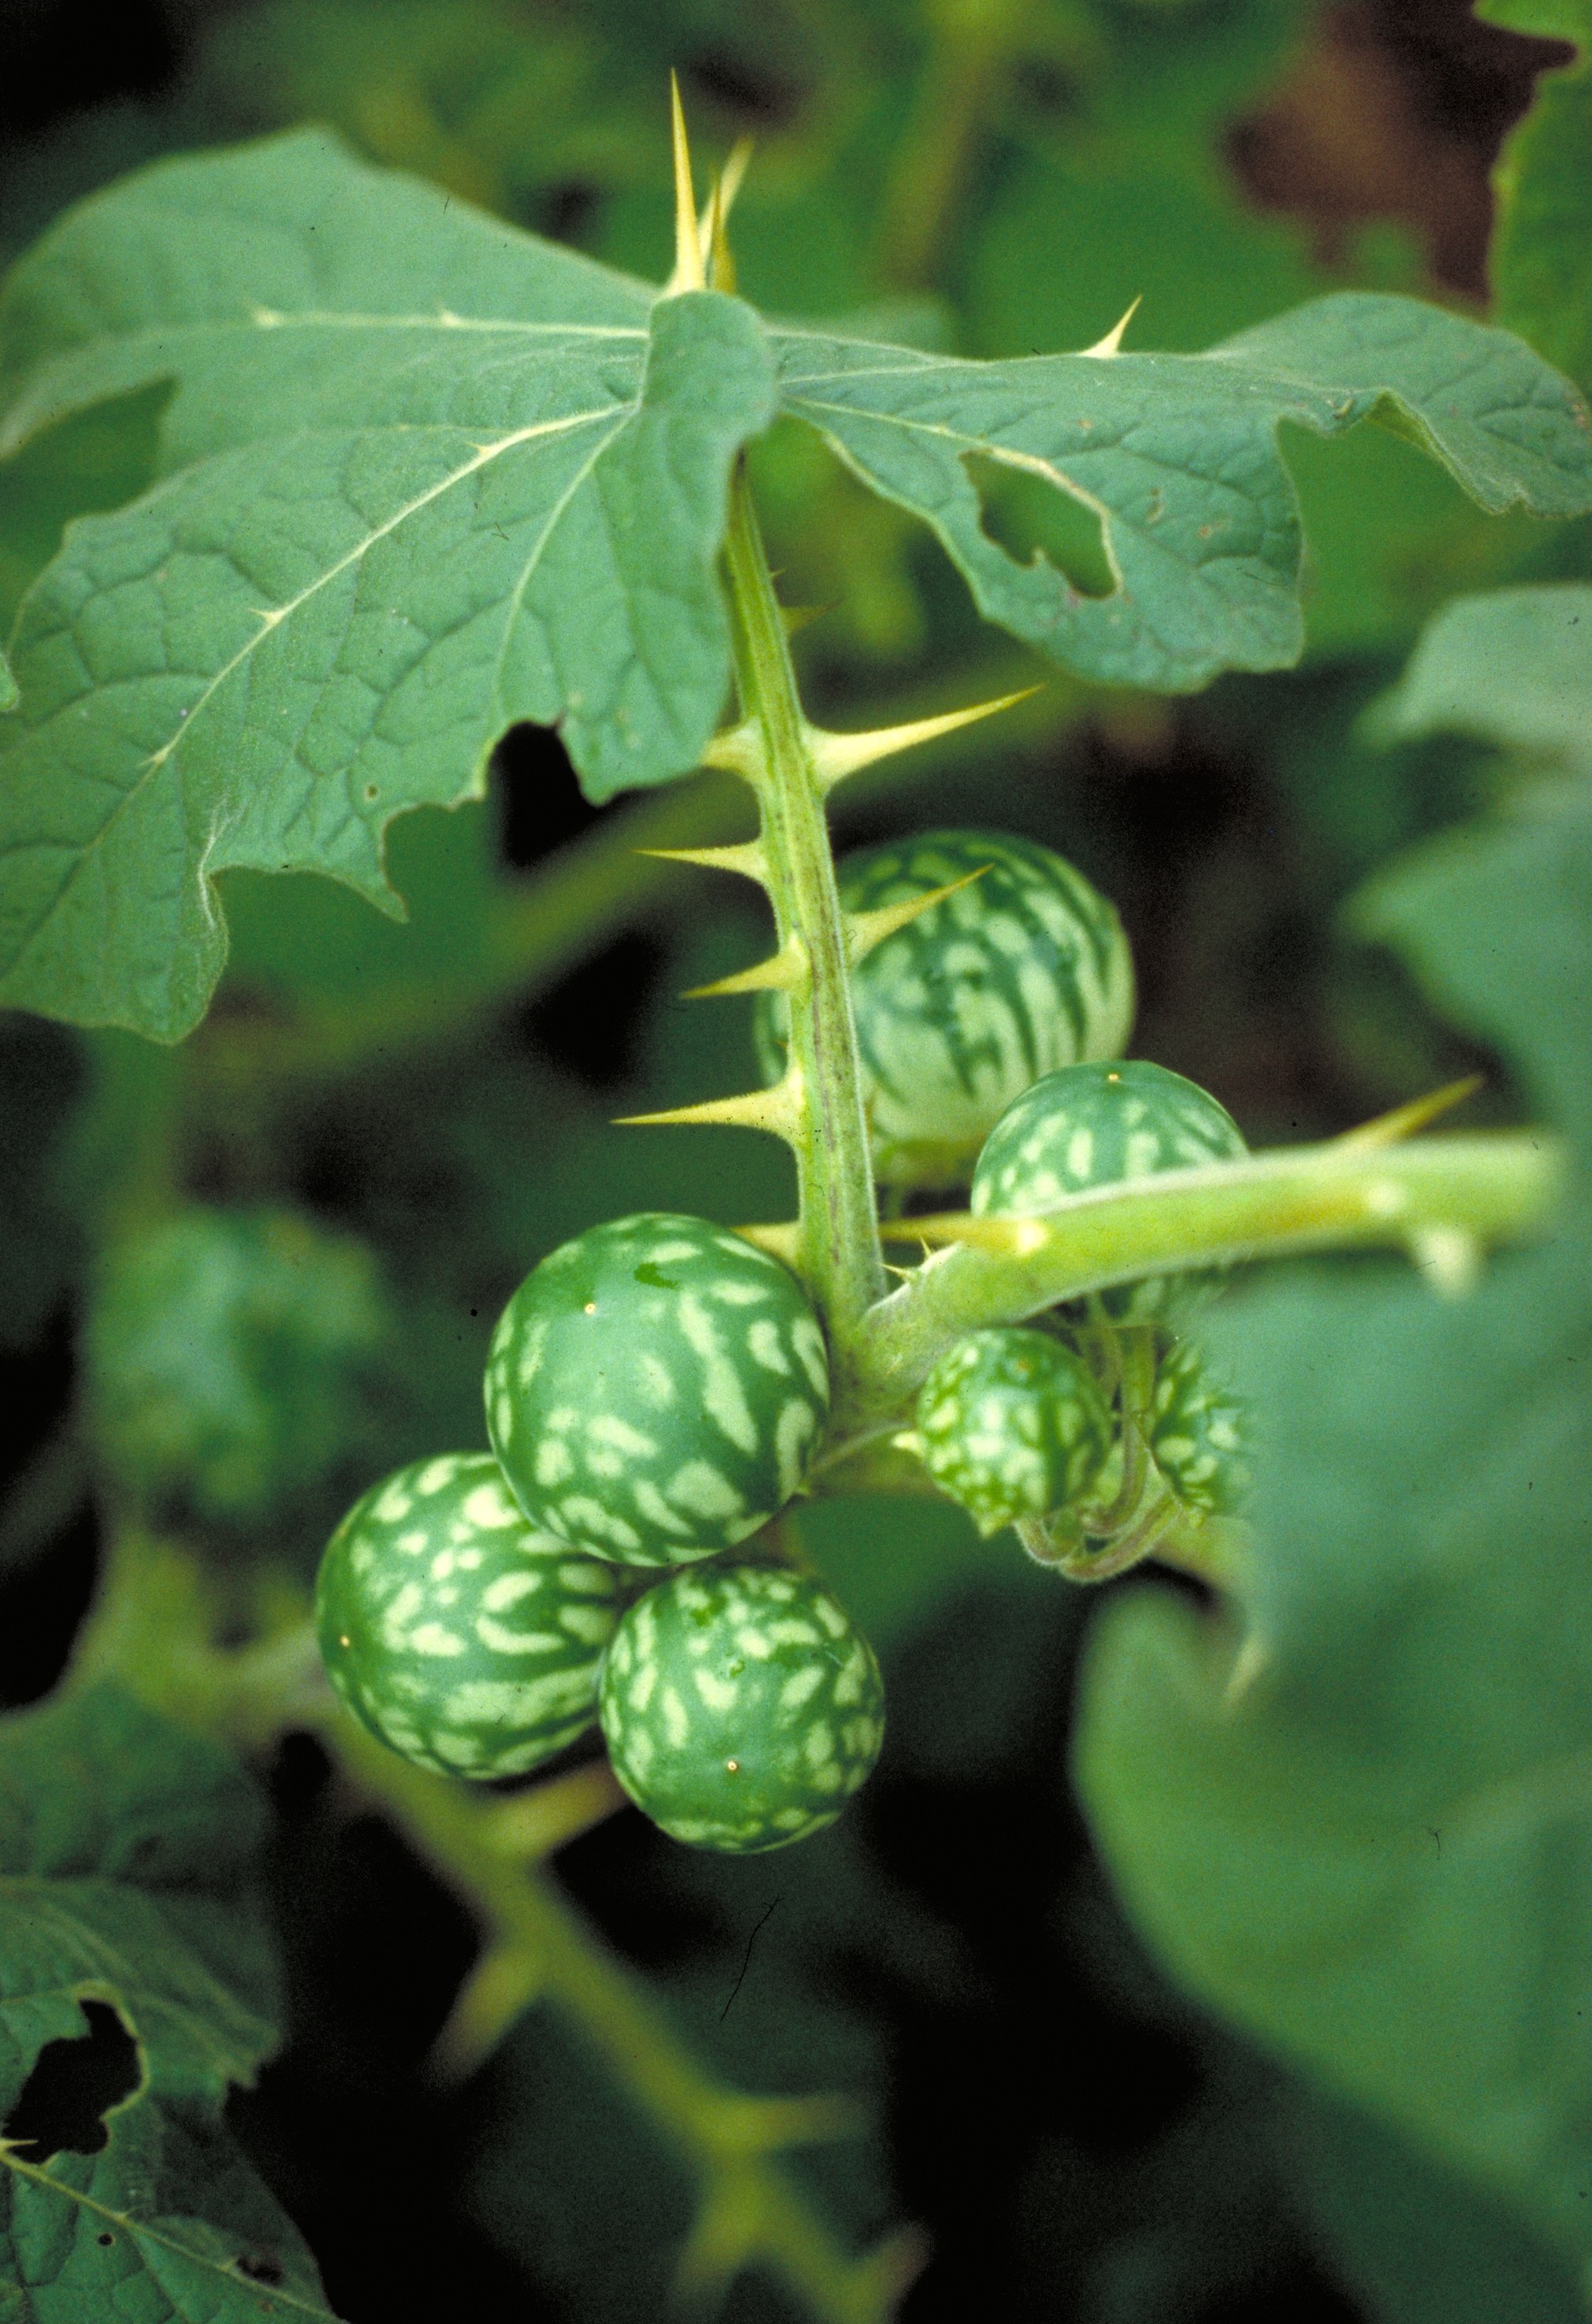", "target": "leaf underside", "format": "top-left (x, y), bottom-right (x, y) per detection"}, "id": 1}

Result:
top-left (0, 129), bottom-right (1588, 1041)
top-left (0, 1683), bottom-right (335, 2319)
